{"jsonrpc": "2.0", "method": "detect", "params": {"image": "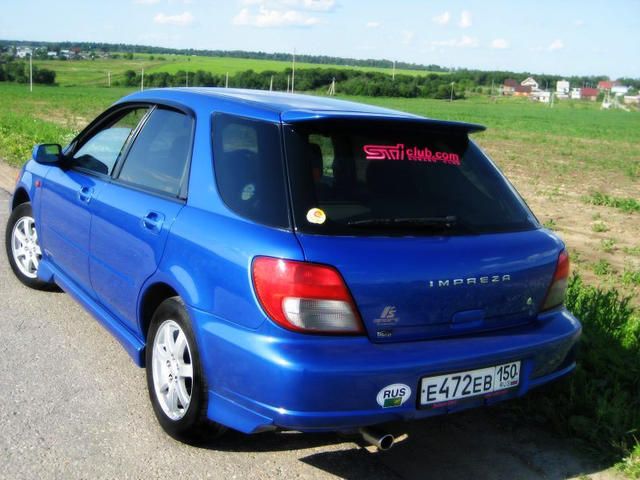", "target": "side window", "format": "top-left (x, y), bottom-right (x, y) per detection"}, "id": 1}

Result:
top-left (72, 108), bottom-right (148, 175)
top-left (212, 114), bottom-right (289, 229)
top-left (118, 108), bottom-right (193, 197)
